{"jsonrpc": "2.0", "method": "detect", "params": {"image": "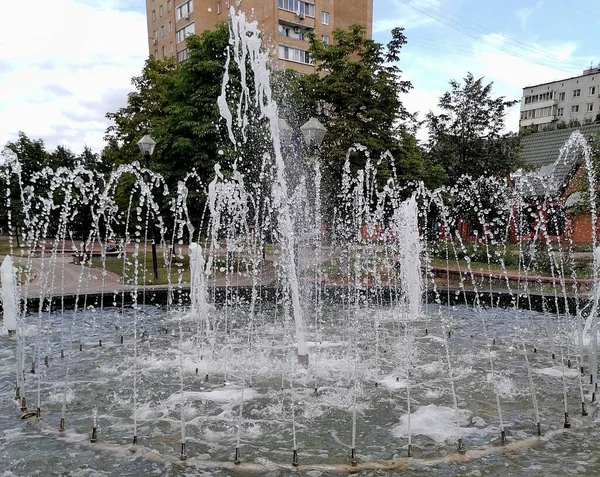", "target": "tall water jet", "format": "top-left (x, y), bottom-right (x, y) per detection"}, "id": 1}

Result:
top-left (392, 195), bottom-right (422, 318)
top-left (189, 243), bottom-right (209, 333)
top-left (1, 255), bottom-right (19, 335)
top-left (218, 9), bottom-right (308, 363)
